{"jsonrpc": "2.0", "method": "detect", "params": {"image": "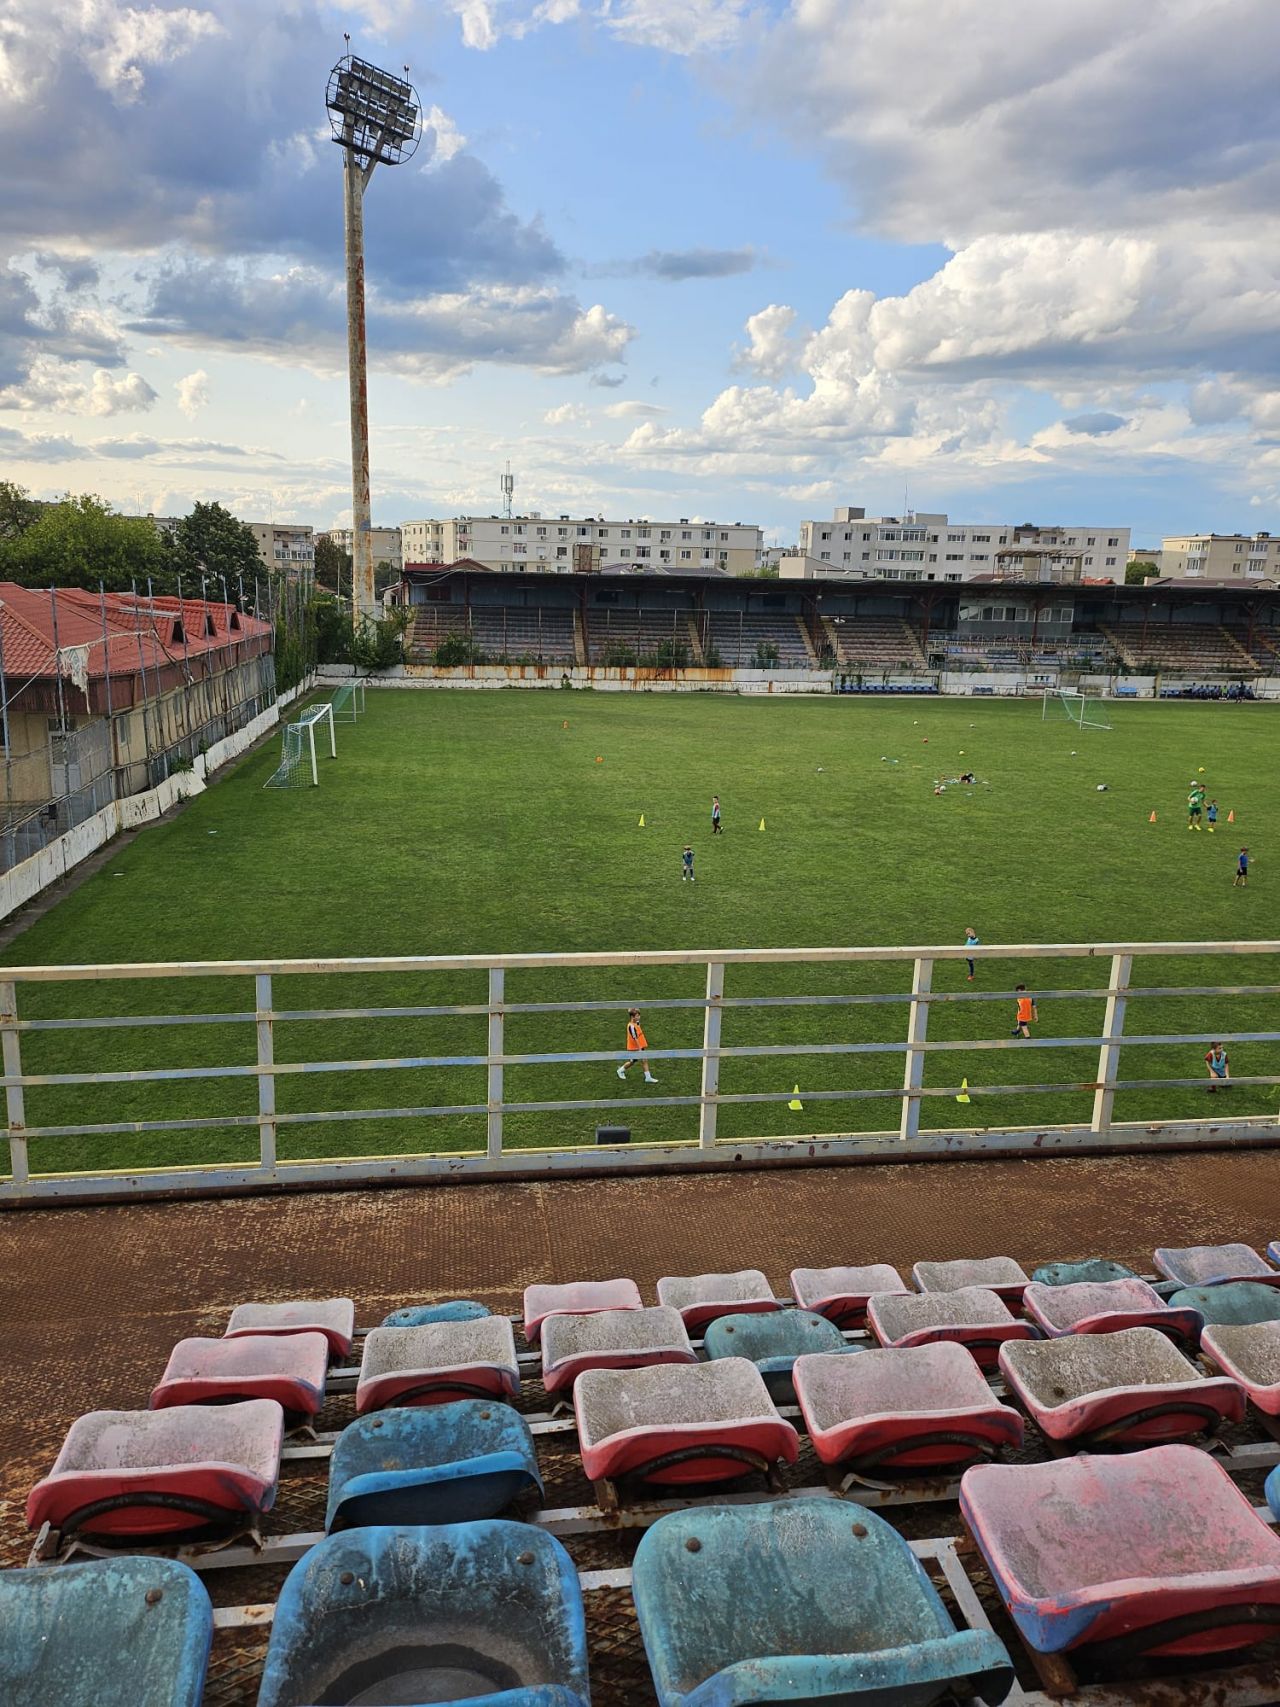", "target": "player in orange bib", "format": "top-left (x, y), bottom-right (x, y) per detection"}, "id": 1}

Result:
top-left (1011, 985), bottom-right (1038, 1038)
top-left (617, 1007), bottom-right (658, 1082)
